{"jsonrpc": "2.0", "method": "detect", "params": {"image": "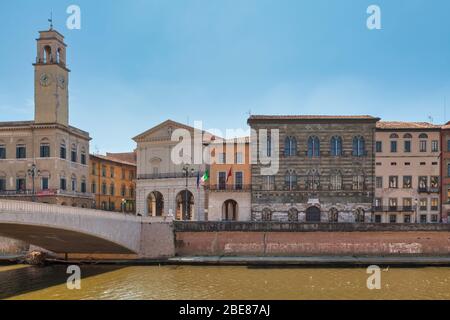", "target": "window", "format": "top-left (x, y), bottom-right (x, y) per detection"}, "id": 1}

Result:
top-left (388, 198), bottom-right (398, 211)
top-left (390, 141), bottom-right (397, 153)
top-left (403, 176), bottom-right (412, 189)
top-left (389, 215), bottom-right (397, 223)
top-left (419, 198), bottom-right (427, 211)
top-left (420, 215), bottom-right (427, 223)
top-left (217, 153), bottom-right (226, 164)
top-left (376, 177), bottom-right (383, 189)
top-left (91, 182), bottom-right (97, 194)
top-left (419, 140), bottom-right (427, 152)
top-left (307, 136), bottom-right (320, 158)
top-left (110, 183), bottom-right (115, 196)
top-left (110, 167), bottom-right (115, 178)
top-left (405, 162), bottom-right (411, 166)
top-left (404, 140), bottom-right (411, 153)
top-left (80, 152), bottom-right (86, 165)
top-left (60, 177), bottom-right (67, 191)
top-left (60, 142), bottom-right (66, 159)
top-left (121, 185), bottom-right (126, 197)
top-left (375, 141), bottom-right (382, 153)
top-left (404, 215), bottom-right (411, 223)
top-left (0, 145), bottom-right (6, 159)
top-left (102, 166), bottom-right (107, 177)
top-left (41, 177), bottom-right (49, 190)
top-left (403, 198), bottom-right (413, 211)
top-left (285, 170), bottom-right (298, 191)
top-left (16, 145), bottom-right (26, 159)
top-left (418, 176), bottom-right (428, 191)
top-left (352, 174), bottom-right (365, 191)
top-left (430, 176), bottom-right (439, 190)
top-left (235, 172), bottom-right (243, 190)
top-left (448, 163), bottom-right (450, 177)
top-left (431, 198), bottom-right (439, 211)
top-left (352, 136), bottom-right (366, 157)
top-left (389, 176), bottom-right (398, 189)
top-left (81, 180), bottom-right (87, 193)
top-left (284, 136), bottom-right (297, 157)
top-left (71, 145), bottom-right (77, 162)
top-left (330, 172), bottom-right (342, 190)
top-left (375, 215), bottom-right (382, 223)
top-left (306, 170), bottom-right (320, 190)
top-left (431, 214), bottom-right (438, 223)
top-left (447, 139), bottom-right (450, 152)
top-left (71, 176), bottom-right (77, 192)
top-left (92, 164), bottom-right (96, 175)
top-left (0, 178), bottom-right (6, 191)
top-left (122, 169), bottom-right (126, 180)
top-left (431, 140), bottom-right (439, 152)
top-left (40, 143), bottom-right (50, 158)
top-left (16, 178), bottom-right (26, 191)
top-left (330, 136), bottom-right (343, 157)
top-left (264, 176), bottom-right (275, 191)
top-left (235, 152), bottom-right (244, 164)
top-left (218, 172), bottom-right (226, 190)
top-left (374, 198), bottom-right (382, 209)
top-left (129, 171), bottom-right (134, 180)
top-left (102, 182), bottom-right (107, 195)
